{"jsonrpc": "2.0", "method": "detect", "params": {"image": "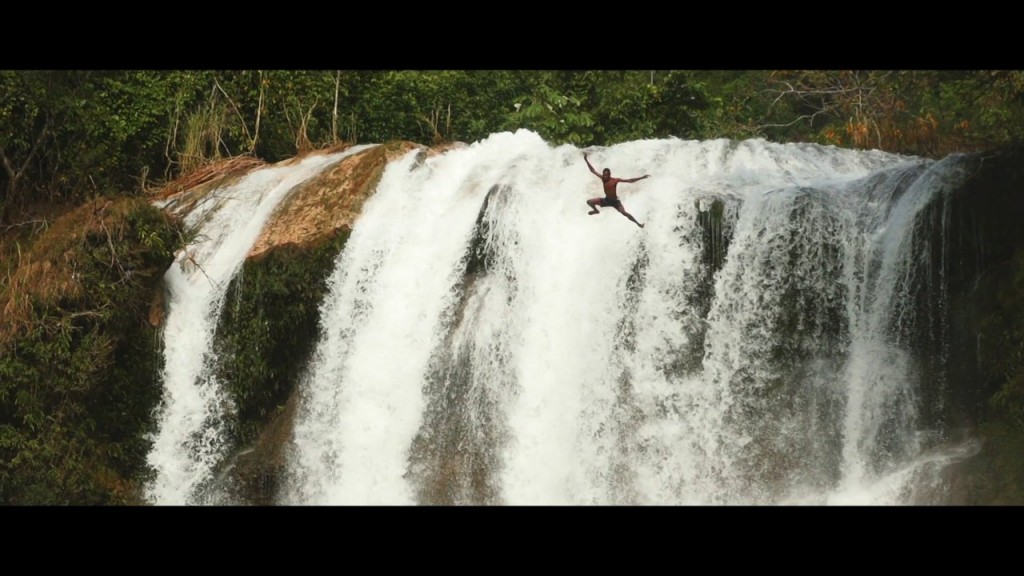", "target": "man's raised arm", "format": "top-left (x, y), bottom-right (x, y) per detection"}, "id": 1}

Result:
top-left (584, 153), bottom-right (601, 177)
